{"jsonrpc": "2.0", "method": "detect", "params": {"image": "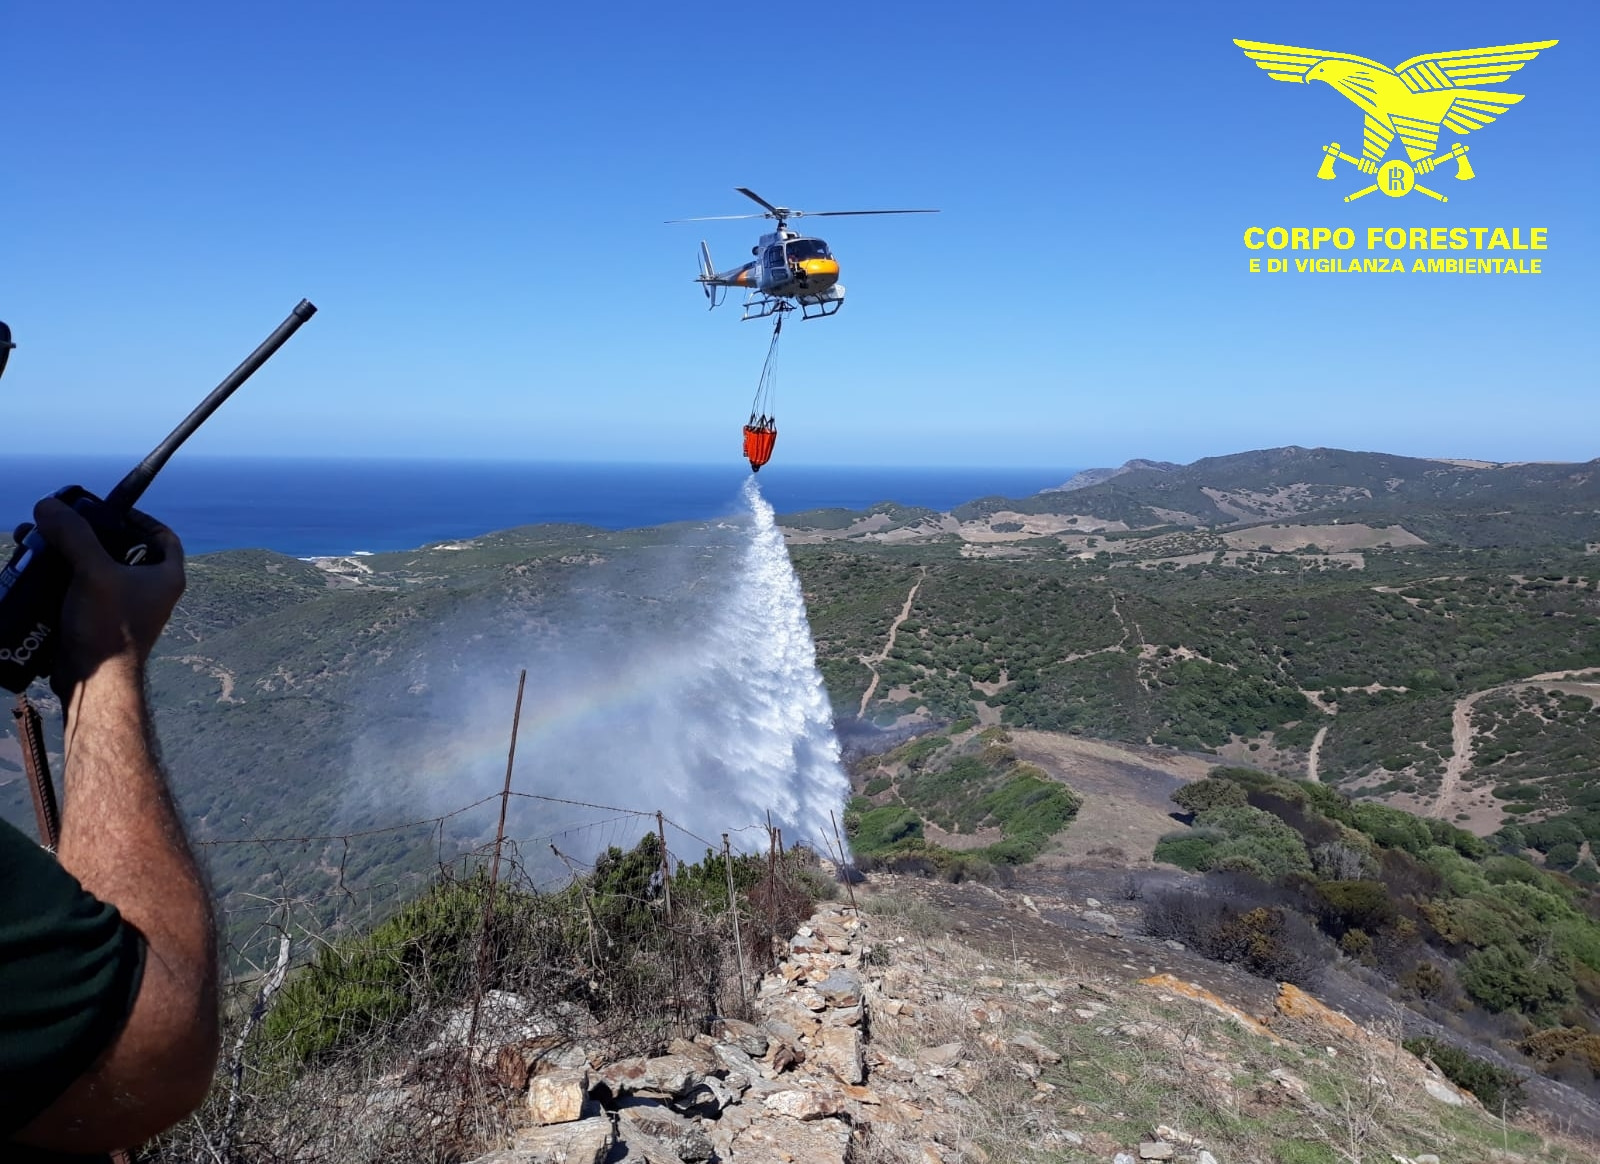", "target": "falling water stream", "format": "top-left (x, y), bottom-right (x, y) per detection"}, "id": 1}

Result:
top-left (693, 476), bottom-right (852, 850)
top-left (362, 475), bottom-right (852, 863)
